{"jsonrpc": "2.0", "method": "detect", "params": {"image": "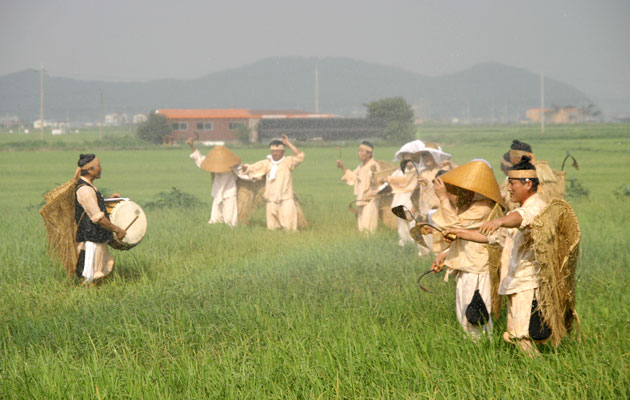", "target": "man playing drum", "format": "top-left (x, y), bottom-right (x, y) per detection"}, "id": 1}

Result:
top-left (74, 154), bottom-right (126, 285)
